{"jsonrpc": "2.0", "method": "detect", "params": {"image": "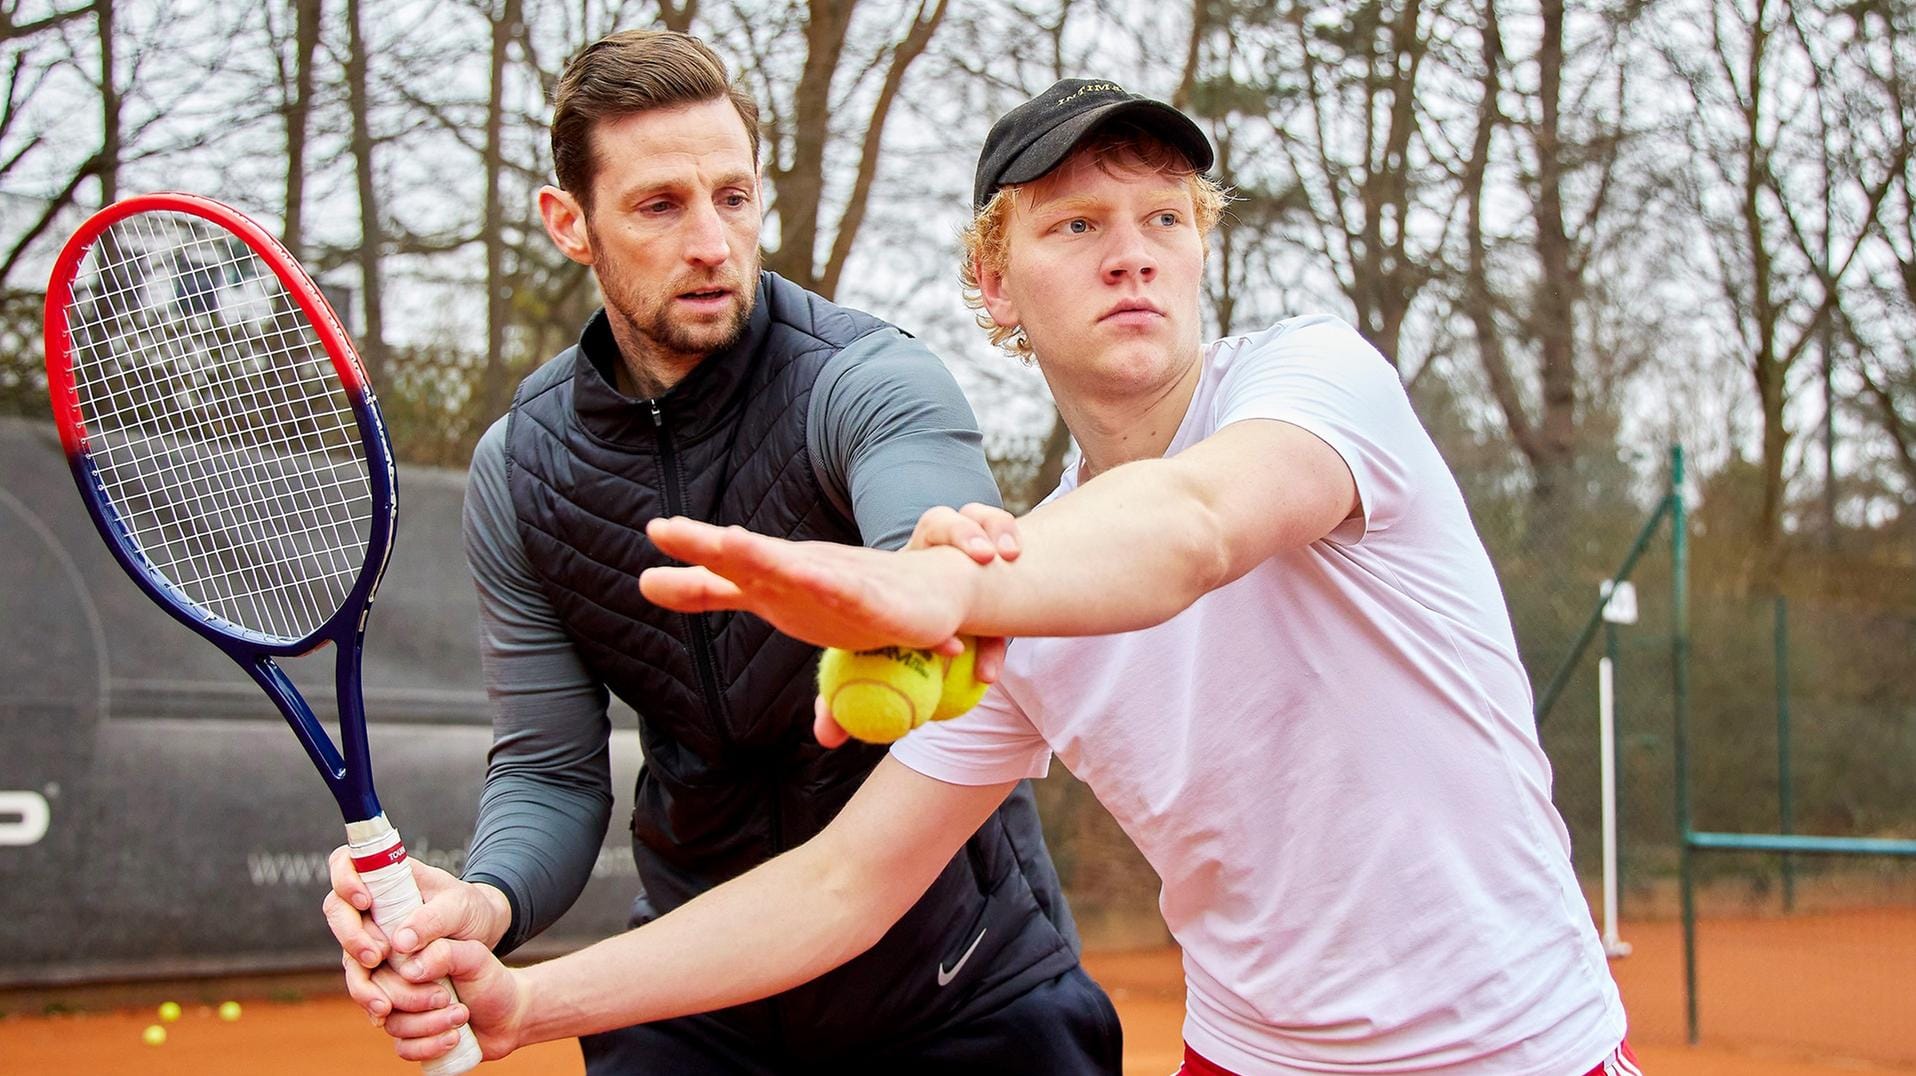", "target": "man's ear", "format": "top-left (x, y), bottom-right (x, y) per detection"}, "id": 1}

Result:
top-left (976, 258), bottom-right (1020, 331)
top-left (538, 186), bottom-right (594, 267)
